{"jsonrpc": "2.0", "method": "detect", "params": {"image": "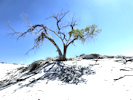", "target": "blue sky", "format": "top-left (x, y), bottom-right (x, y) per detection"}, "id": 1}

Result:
top-left (1, 0), bottom-right (133, 65)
